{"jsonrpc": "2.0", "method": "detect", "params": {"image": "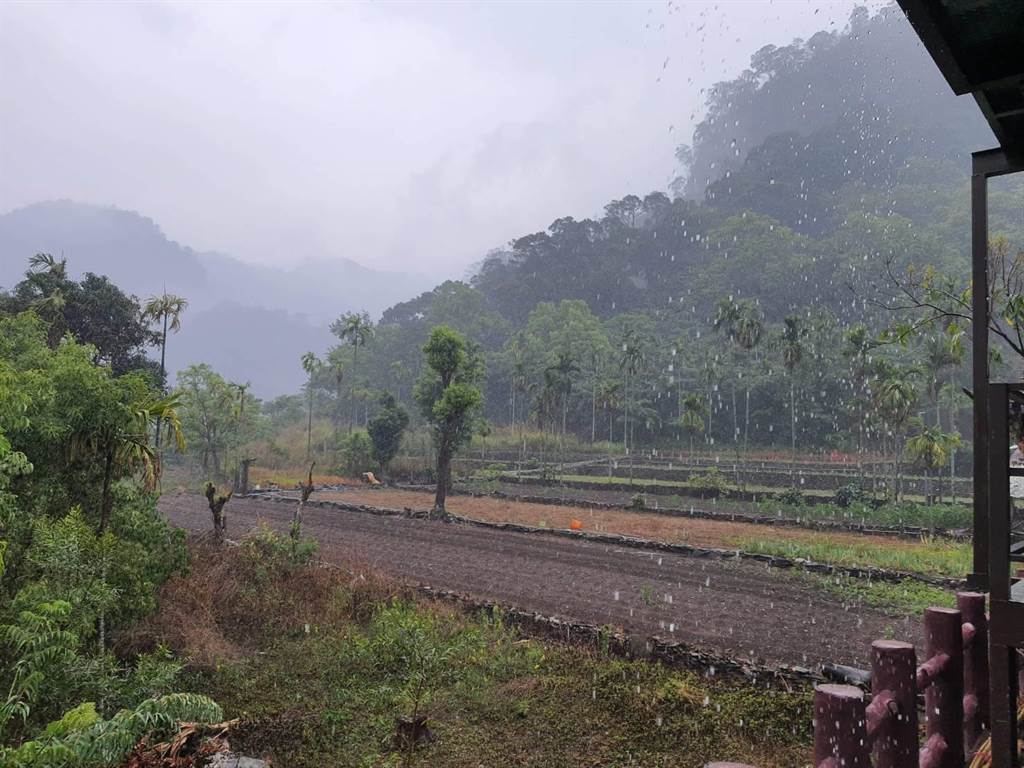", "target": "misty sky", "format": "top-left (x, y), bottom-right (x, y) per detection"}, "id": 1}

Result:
top-left (1, 0), bottom-right (887, 276)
